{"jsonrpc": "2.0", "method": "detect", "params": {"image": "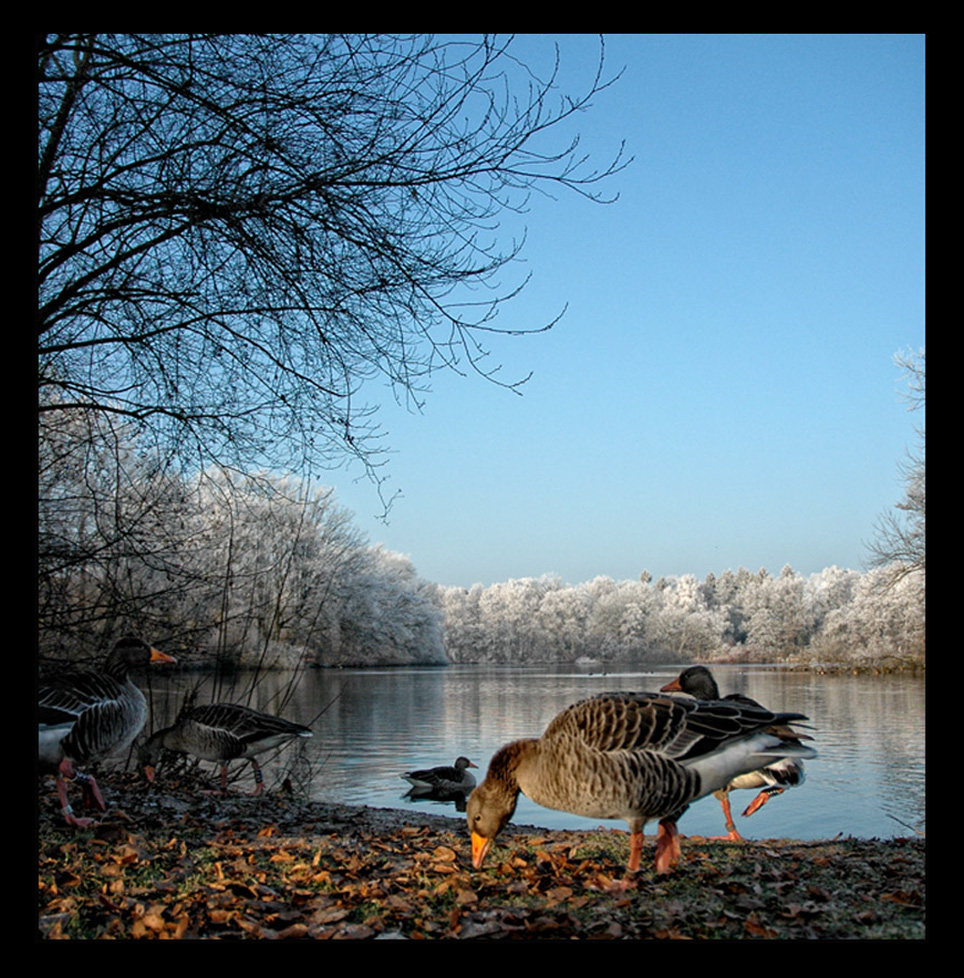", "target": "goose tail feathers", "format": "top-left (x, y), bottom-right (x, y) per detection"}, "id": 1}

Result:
top-left (688, 734), bottom-right (817, 798)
